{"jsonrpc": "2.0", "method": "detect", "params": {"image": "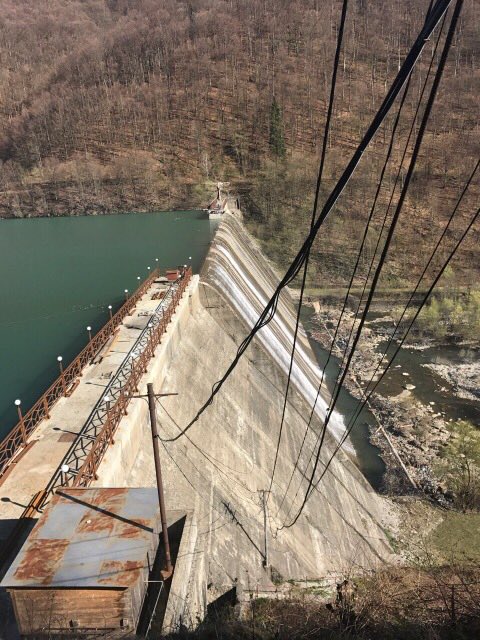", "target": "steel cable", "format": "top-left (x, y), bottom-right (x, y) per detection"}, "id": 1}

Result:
top-left (309, 202), bottom-right (479, 501)
top-left (281, 0), bottom-right (464, 529)
top-left (330, 158), bottom-right (479, 454)
top-left (160, 0), bottom-right (453, 445)
top-left (276, 0), bottom-right (447, 520)
top-left (267, 0), bottom-right (349, 500)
